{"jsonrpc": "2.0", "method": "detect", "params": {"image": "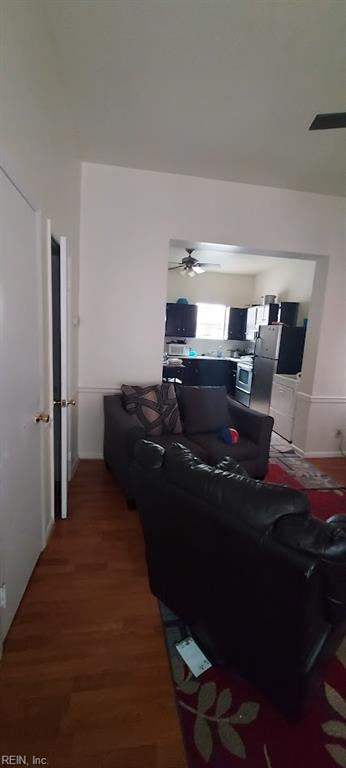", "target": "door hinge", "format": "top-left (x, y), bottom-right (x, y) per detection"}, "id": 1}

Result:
top-left (0, 584), bottom-right (6, 609)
